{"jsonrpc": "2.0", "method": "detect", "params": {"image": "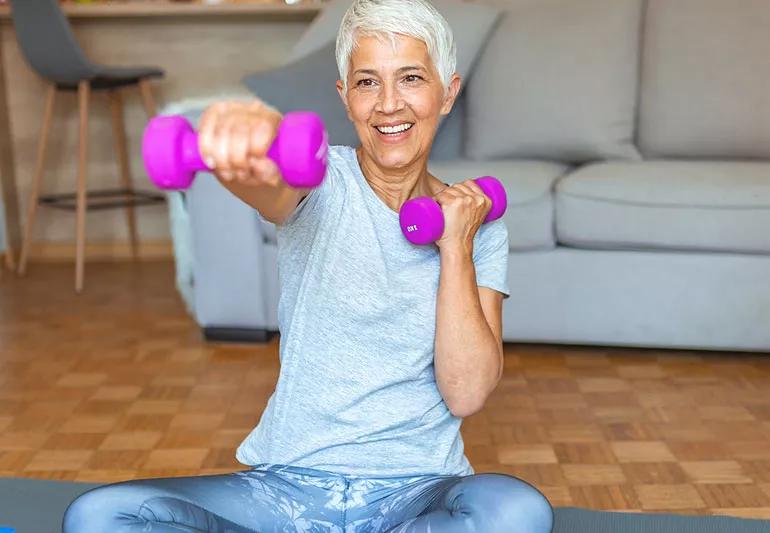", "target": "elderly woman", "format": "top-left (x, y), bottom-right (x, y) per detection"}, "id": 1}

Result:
top-left (64, 1), bottom-right (553, 531)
